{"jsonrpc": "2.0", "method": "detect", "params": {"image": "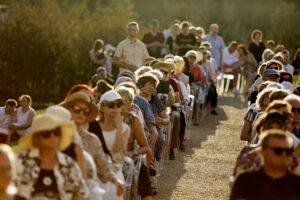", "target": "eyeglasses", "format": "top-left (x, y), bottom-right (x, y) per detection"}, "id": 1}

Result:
top-left (106, 101), bottom-right (123, 109)
top-left (39, 128), bottom-right (61, 139)
top-left (292, 107), bottom-right (300, 113)
top-left (72, 105), bottom-right (90, 116)
top-left (265, 146), bottom-right (293, 156)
